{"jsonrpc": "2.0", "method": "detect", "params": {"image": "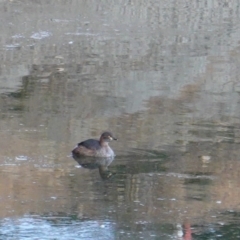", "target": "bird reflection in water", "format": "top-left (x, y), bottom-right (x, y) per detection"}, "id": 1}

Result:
top-left (72, 154), bottom-right (115, 180)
